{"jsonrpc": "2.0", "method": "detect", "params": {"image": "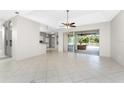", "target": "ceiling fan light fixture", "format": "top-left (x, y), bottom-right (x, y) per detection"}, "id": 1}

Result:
top-left (64, 26), bottom-right (70, 29)
top-left (61, 10), bottom-right (76, 29)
